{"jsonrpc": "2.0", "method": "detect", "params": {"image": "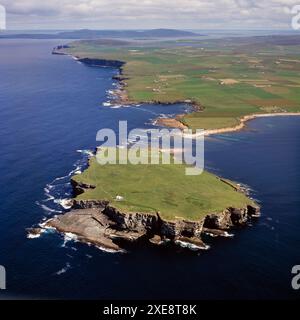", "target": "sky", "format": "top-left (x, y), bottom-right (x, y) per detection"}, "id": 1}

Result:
top-left (0, 0), bottom-right (299, 30)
